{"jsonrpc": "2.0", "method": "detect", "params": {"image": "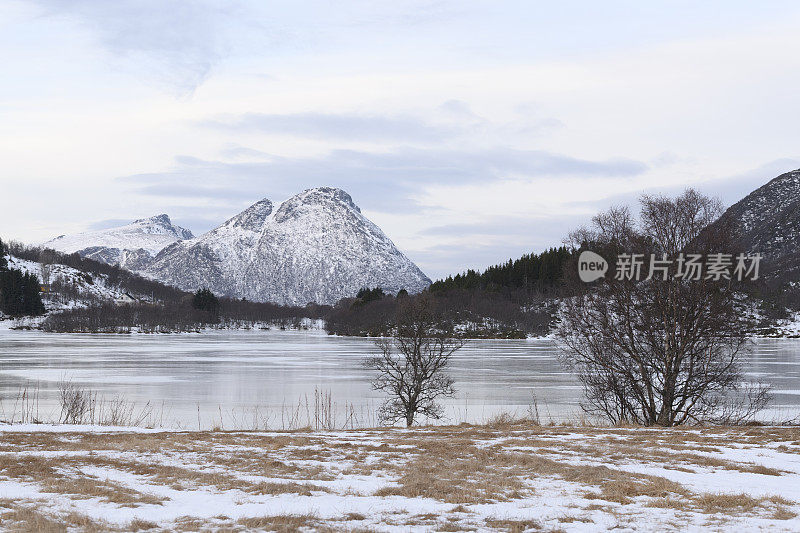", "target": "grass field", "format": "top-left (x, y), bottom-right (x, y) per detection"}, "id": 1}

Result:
top-left (0, 422), bottom-right (799, 531)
